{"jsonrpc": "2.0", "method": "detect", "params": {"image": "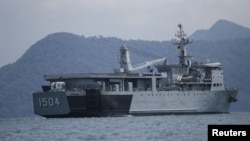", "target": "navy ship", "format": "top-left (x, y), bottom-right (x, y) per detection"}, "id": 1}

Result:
top-left (32, 25), bottom-right (238, 118)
